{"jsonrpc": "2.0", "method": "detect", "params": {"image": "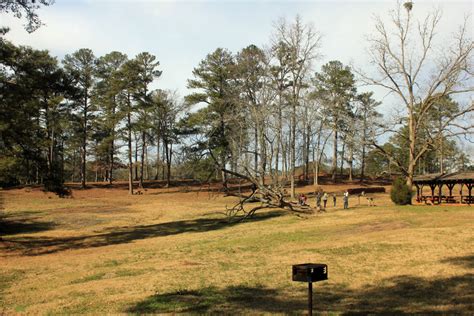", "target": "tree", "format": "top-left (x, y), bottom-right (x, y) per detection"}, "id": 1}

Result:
top-left (356, 92), bottom-right (381, 181)
top-left (151, 90), bottom-right (183, 187)
top-left (133, 52), bottom-right (162, 189)
top-left (235, 44), bottom-right (272, 184)
top-left (31, 50), bottom-right (72, 193)
top-left (63, 48), bottom-right (96, 188)
top-left (93, 51), bottom-right (128, 184)
top-left (1, 0), bottom-right (54, 32)
top-left (0, 39), bottom-right (72, 194)
top-left (359, 2), bottom-right (473, 187)
top-left (365, 146), bottom-right (392, 178)
top-left (312, 60), bottom-right (356, 183)
top-left (1, 40), bottom-right (42, 186)
top-left (390, 177), bottom-right (413, 205)
top-left (185, 48), bottom-right (239, 189)
top-left (272, 16), bottom-right (321, 197)
top-left (424, 96), bottom-right (461, 174)
top-left (116, 59), bottom-right (140, 194)
top-left (269, 40), bottom-right (292, 183)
